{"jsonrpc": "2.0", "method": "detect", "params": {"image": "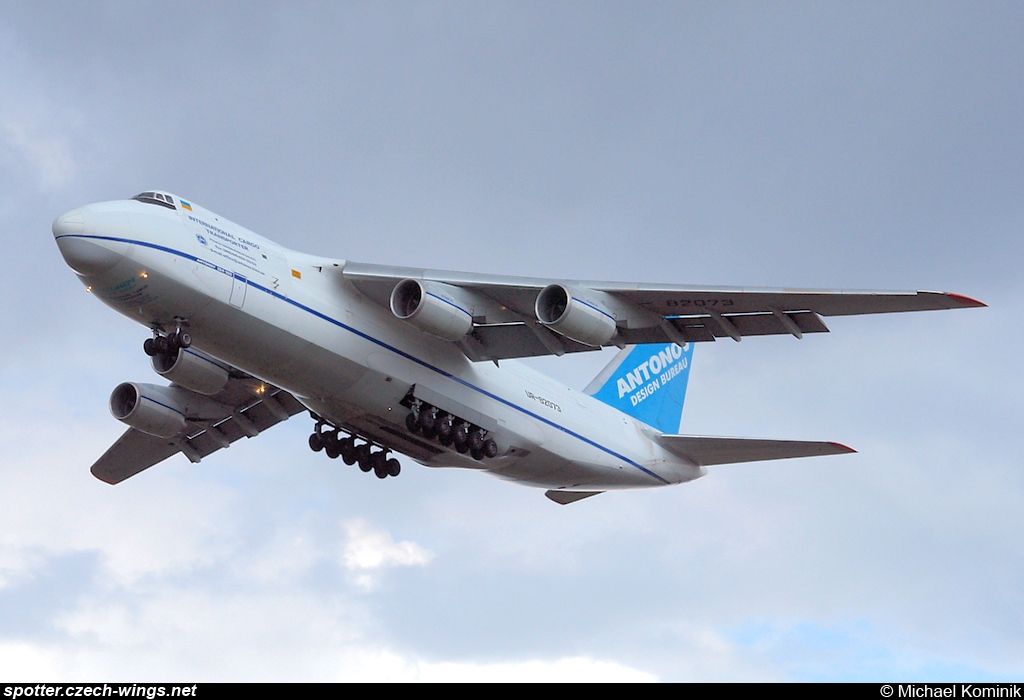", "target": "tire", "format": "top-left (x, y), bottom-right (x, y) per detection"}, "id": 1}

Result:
top-left (308, 433), bottom-right (324, 452)
top-left (405, 412), bottom-right (420, 434)
top-left (324, 432), bottom-right (340, 459)
top-left (483, 439), bottom-right (498, 459)
top-left (436, 414), bottom-right (452, 439)
top-left (418, 409), bottom-right (435, 432)
top-left (143, 338), bottom-right (157, 356)
top-left (387, 458), bottom-right (401, 477)
top-left (177, 331), bottom-right (191, 349)
top-left (357, 444), bottom-right (372, 472)
top-left (341, 438), bottom-right (356, 465)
